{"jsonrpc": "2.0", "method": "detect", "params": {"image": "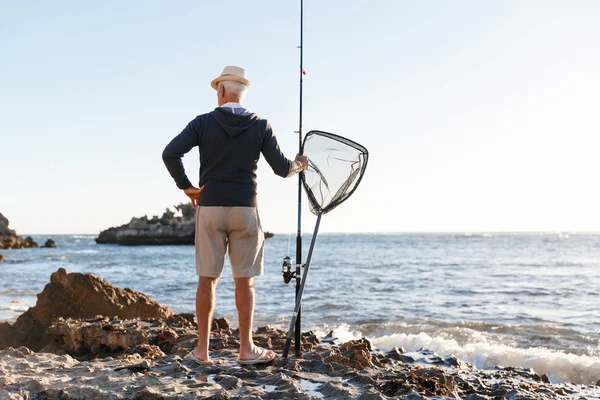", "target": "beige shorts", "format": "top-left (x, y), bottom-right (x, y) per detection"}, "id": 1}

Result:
top-left (195, 206), bottom-right (265, 278)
